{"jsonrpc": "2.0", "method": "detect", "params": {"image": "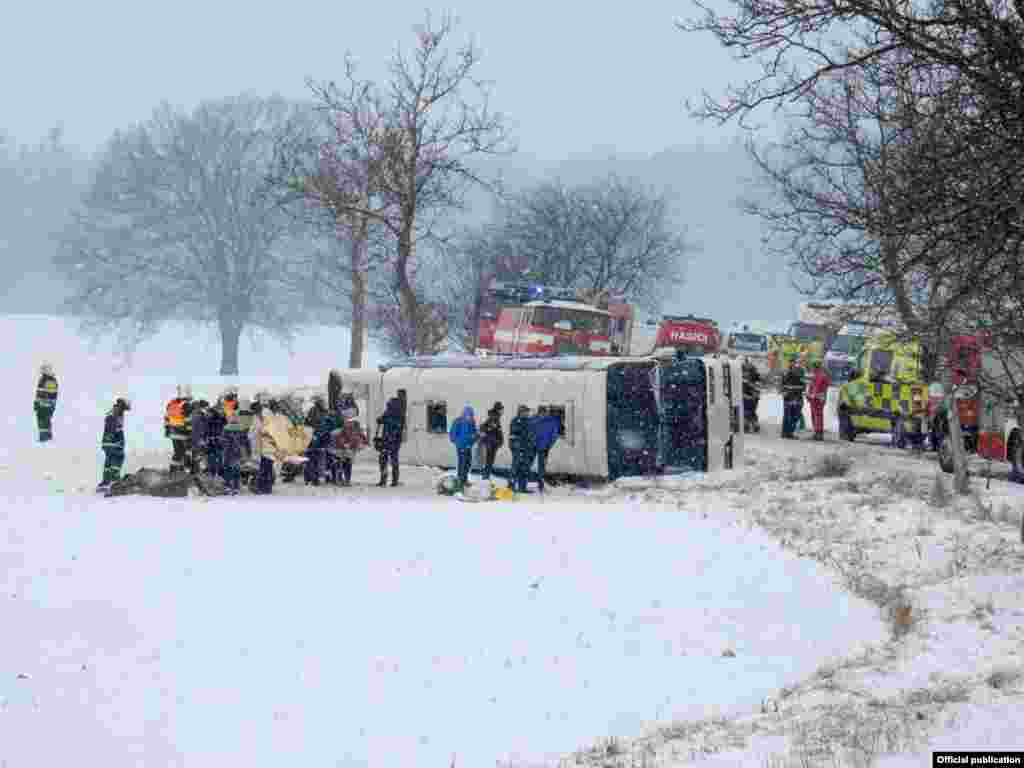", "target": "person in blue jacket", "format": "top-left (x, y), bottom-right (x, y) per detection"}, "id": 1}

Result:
top-left (531, 405), bottom-right (561, 493)
top-left (449, 405), bottom-right (479, 492)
